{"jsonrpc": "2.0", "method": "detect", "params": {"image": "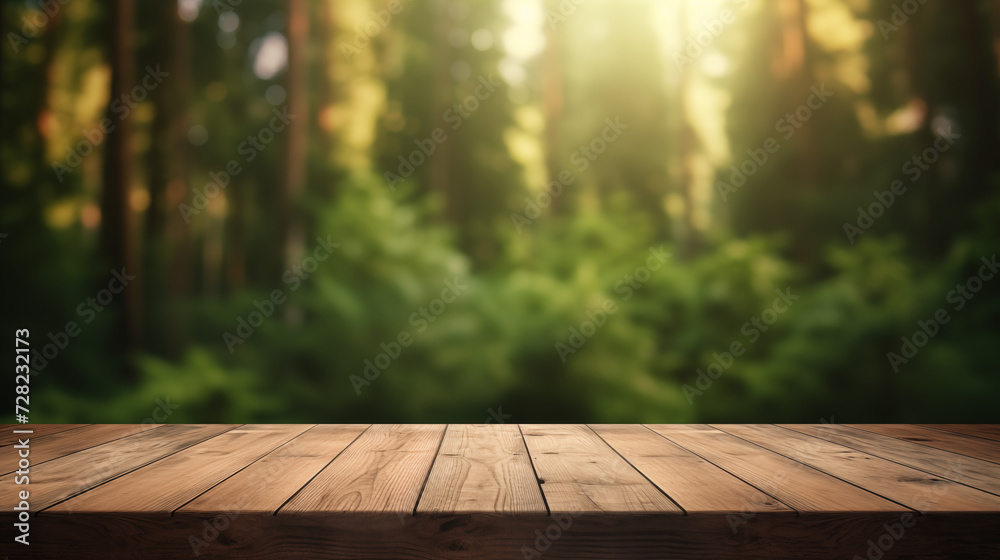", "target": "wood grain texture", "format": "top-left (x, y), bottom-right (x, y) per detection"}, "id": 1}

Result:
top-left (849, 424), bottom-right (1000, 463)
top-left (591, 424), bottom-right (793, 514)
top-left (416, 423), bottom-right (546, 514)
top-left (10, 511), bottom-right (1000, 560)
top-left (1, 424), bottom-right (237, 511)
top-left (520, 424), bottom-right (682, 514)
top-left (48, 424), bottom-right (308, 514)
top-left (3, 423), bottom-right (162, 476)
top-left (919, 424), bottom-right (1000, 442)
top-left (7, 424), bottom-right (1000, 559)
top-left (280, 424), bottom-right (446, 515)
top-left (782, 424), bottom-right (1000, 496)
top-left (646, 424), bottom-right (908, 513)
top-left (1, 424), bottom-right (85, 446)
top-left (180, 424), bottom-right (369, 514)
top-left (716, 424), bottom-right (1000, 512)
